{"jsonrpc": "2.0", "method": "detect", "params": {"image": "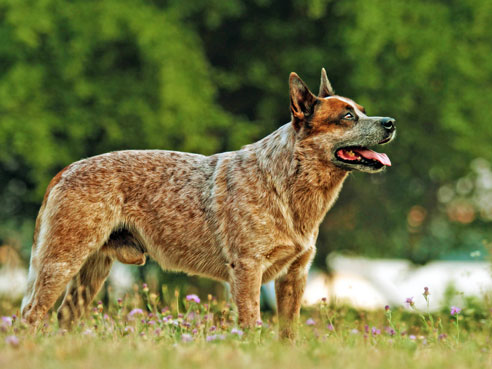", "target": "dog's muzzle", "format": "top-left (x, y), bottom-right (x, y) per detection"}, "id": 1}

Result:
top-left (380, 117), bottom-right (396, 133)
top-left (378, 117), bottom-right (396, 144)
